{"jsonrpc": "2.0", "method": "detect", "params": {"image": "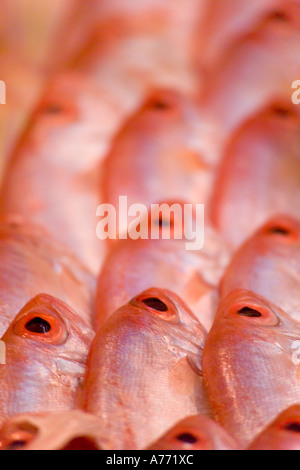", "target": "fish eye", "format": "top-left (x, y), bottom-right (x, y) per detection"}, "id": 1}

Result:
top-left (6, 440), bottom-right (28, 450)
top-left (267, 226), bottom-right (292, 236)
top-left (141, 298), bottom-right (168, 312)
top-left (151, 99), bottom-right (172, 111)
top-left (37, 97), bottom-right (79, 125)
top-left (43, 104), bottom-right (64, 114)
top-left (268, 11), bottom-right (290, 23)
top-left (283, 421), bottom-right (300, 433)
top-left (237, 307), bottom-right (262, 318)
top-left (13, 310), bottom-right (68, 345)
top-left (225, 299), bottom-right (279, 326)
top-left (175, 433), bottom-right (198, 444)
top-left (271, 106), bottom-right (294, 119)
top-left (131, 291), bottom-right (179, 323)
top-left (264, 222), bottom-right (299, 242)
top-left (2, 423), bottom-right (38, 450)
